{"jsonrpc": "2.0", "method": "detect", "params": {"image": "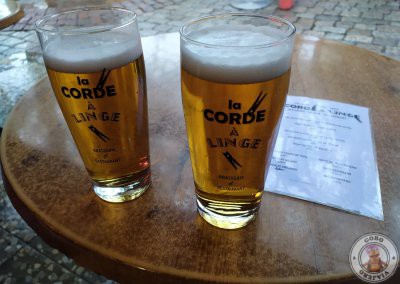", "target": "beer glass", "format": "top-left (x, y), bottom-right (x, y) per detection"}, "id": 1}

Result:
top-left (36, 7), bottom-right (150, 203)
top-left (180, 14), bottom-right (295, 229)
